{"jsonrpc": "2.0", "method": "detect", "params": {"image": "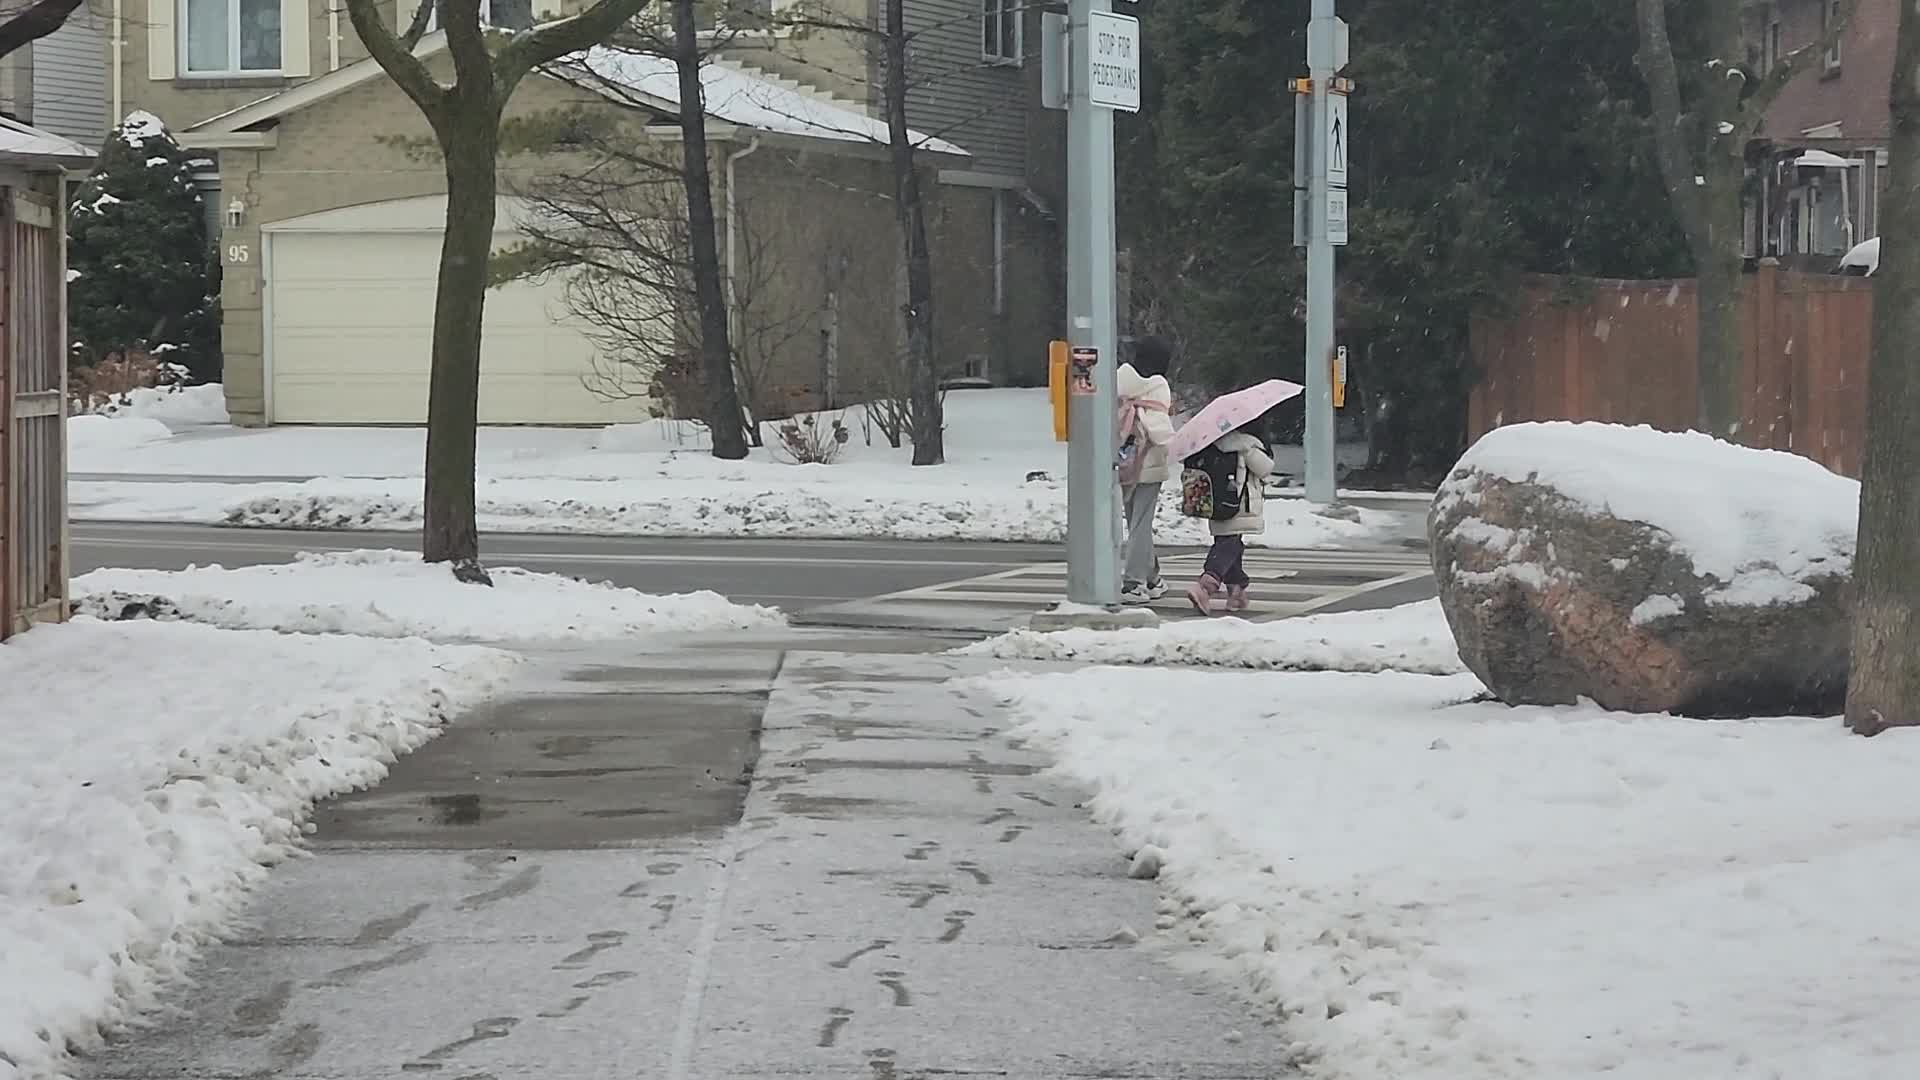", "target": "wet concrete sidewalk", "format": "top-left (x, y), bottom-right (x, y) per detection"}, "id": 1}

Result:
top-left (82, 637), bottom-right (1293, 1079)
